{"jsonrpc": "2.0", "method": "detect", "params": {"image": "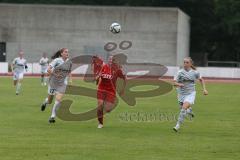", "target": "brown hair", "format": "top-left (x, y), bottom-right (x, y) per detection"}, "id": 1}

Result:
top-left (184, 57), bottom-right (196, 70)
top-left (51, 48), bottom-right (67, 60)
